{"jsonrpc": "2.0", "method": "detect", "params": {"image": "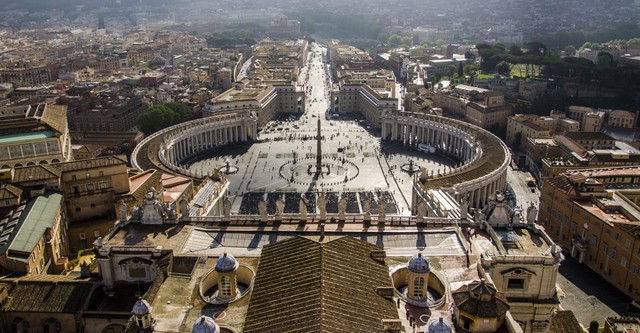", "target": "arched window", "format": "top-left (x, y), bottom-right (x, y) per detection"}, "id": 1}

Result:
top-left (413, 277), bottom-right (425, 298)
top-left (13, 318), bottom-right (28, 333)
top-left (219, 275), bottom-right (231, 296)
top-left (43, 318), bottom-right (61, 333)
